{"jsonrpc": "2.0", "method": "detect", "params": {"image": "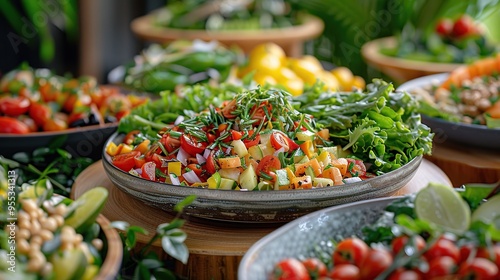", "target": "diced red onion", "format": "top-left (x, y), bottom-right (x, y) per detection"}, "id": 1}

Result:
top-left (174, 115), bottom-right (185, 125)
top-left (183, 170), bottom-right (202, 184)
top-left (169, 174), bottom-right (180, 185)
top-left (343, 177), bottom-right (362, 184)
top-left (196, 153), bottom-right (206, 164)
top-left (203, 149), bottom-right (211, 159)
top-left (273, 147), bottom-right (285, 156)
top-left (225, 147), bottom-right (232, 155)
top-left (177, 147), bottom-right (189, 166)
